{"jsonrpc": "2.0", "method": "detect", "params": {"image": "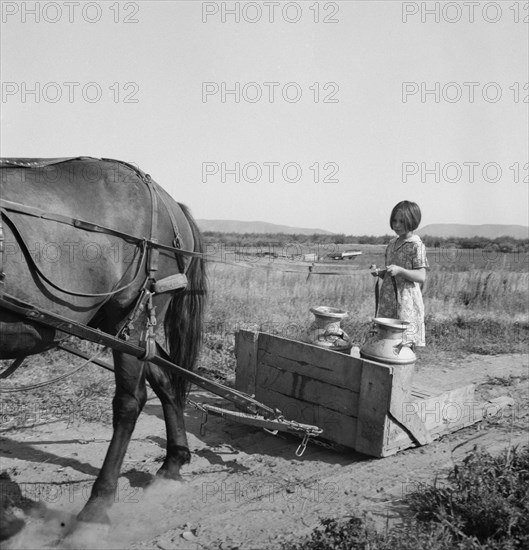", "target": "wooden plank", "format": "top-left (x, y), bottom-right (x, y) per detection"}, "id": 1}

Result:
top-left (254, 385), bottom-right (358, 448)
top-left (258, 333), bottom-right (363, 392)
top-left (355, 360), bottom-right (394, 456)
top-left (258, 350), bottom-right (361, 390)
top-left (255, 362), bottom-right (360, 417)
top-left (413, 384), bottom-right (476, 432)
top-left (389, 362), bottom-right (432, 445)
top-left (234, 330), bottom-right (259, 396)
top-left (390, 363), bottom-right (416, 402)
top-left (382, 384), bottom-right (477, 456)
